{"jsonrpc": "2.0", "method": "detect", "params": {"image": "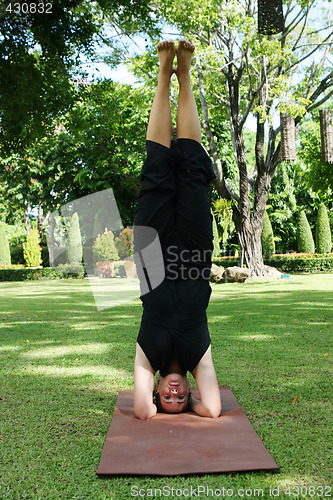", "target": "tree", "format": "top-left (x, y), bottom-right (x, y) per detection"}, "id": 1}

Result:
top-left (316, 203), bottom-right (332, 253)
top-left (297, 210), bottom-right (315, 253)
top-left (153, 0), bottom-right (333, 275)
top-left (261, 211), bottom-right (275, 258)
top-left (0, 0), bottom-right (157, 152)
top-left (0, 80), bottom-right (149, 233)
top-left (298, 114), bottom-right (333, 194)
top-left (0, 222), bottom-right (11, 265)
top-left (23, 227), bottom-right (42, 267)
top-left (66, 213), bottom-right (83, 265)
